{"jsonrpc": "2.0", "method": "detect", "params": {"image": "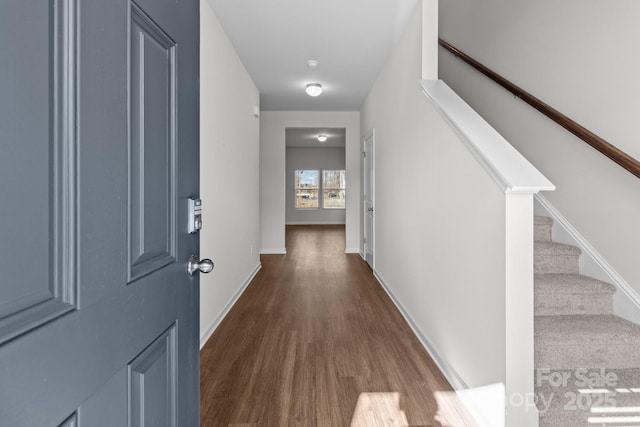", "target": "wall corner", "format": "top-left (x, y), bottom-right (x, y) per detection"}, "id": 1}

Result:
top-left (422, 0), bottom-right (438, 80)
